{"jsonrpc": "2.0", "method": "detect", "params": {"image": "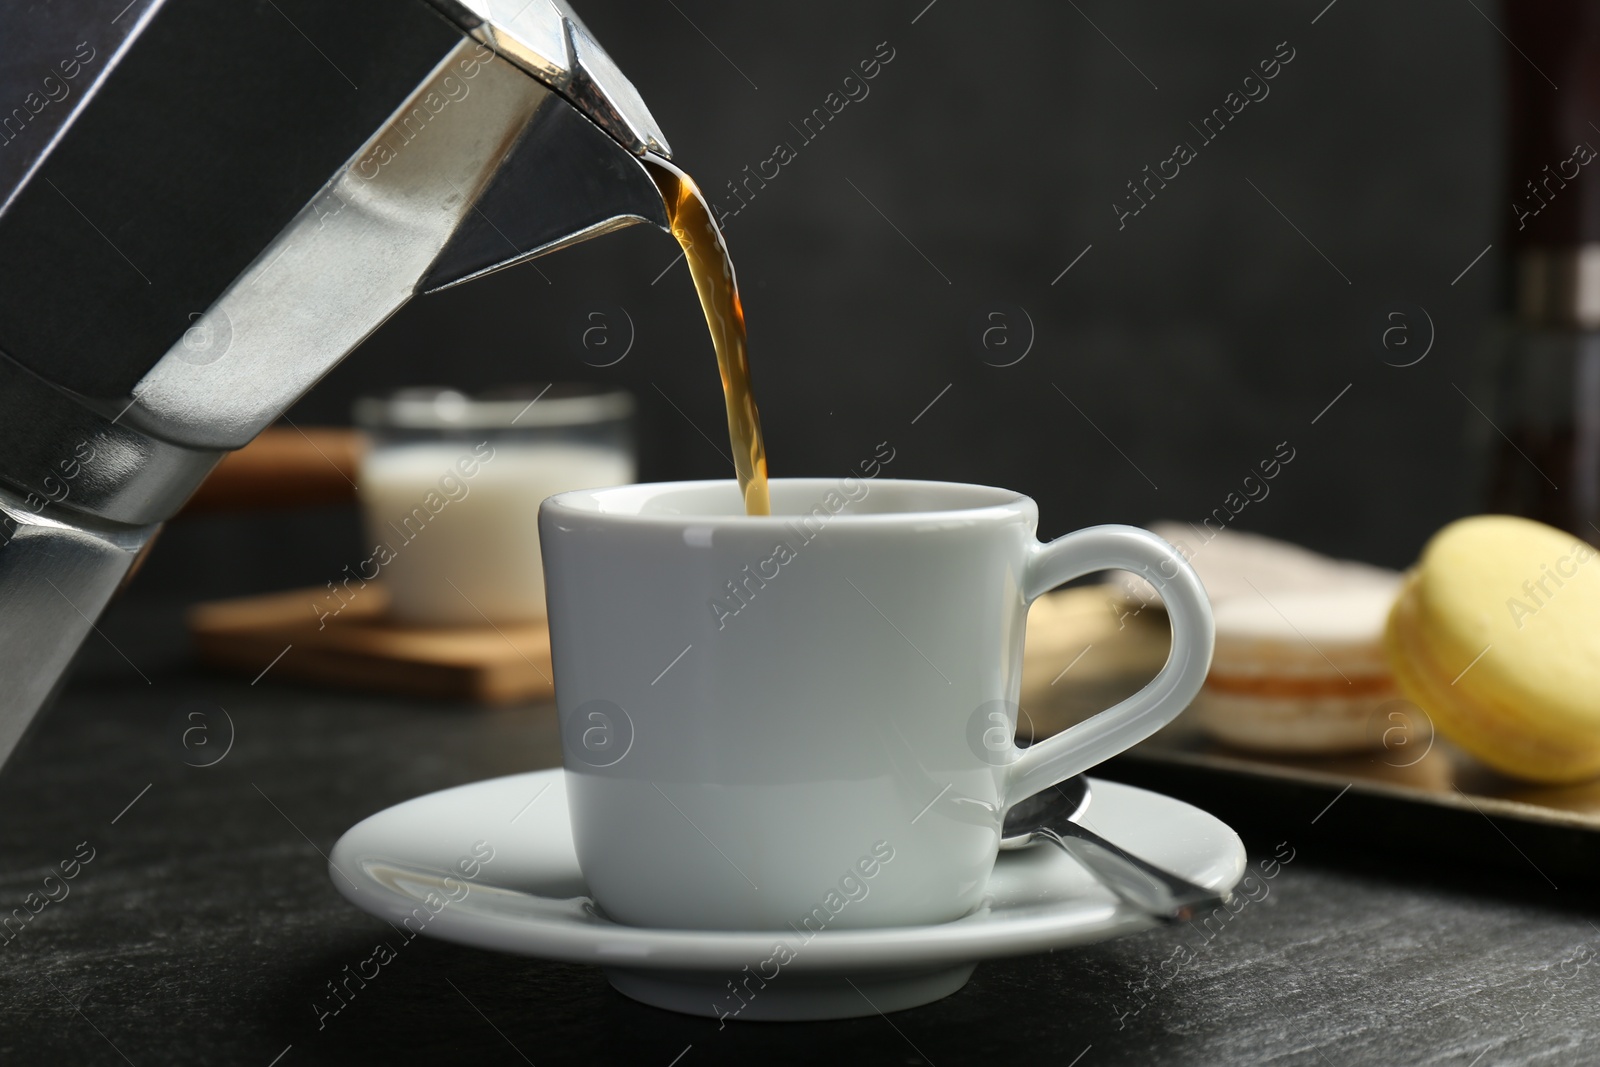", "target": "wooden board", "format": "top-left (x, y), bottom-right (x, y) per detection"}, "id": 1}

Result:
top-left (188, 584), bottom-right (554, 705)
top-left (180, 427), bottom-right (360, 514)
top-left (187, 582), bottom-right (1169, 707)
